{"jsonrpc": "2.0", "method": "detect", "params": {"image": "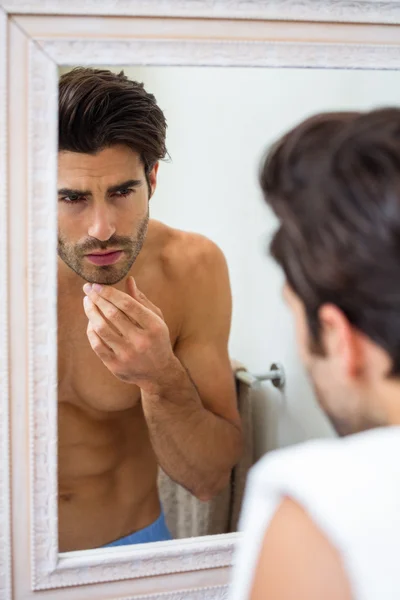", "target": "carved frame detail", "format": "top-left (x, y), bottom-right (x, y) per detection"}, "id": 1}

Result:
top-left (1, 2), bottom-right (400, 599)
top-left (0, 6), bottom-right (11, 600)
top-left (2, 0), bottom-right (400, 24)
